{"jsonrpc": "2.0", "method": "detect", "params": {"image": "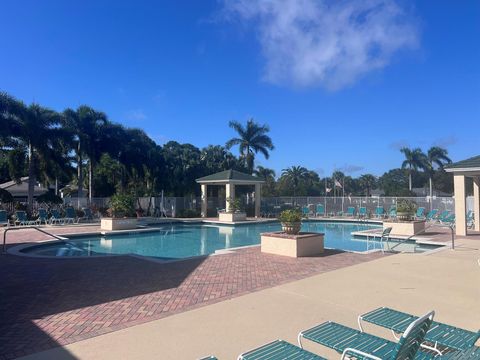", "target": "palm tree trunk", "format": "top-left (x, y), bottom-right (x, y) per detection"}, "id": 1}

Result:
top-left (429, 176), bottom-right (433, 210)
top-left (77, 150), bottom-right (83, 198)
top-left (27, 143), bottom-right (35, 213)
top-left (408, 171), bottom-right (412, 191)
top-left (88, 160), bottom-right (93, 203)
